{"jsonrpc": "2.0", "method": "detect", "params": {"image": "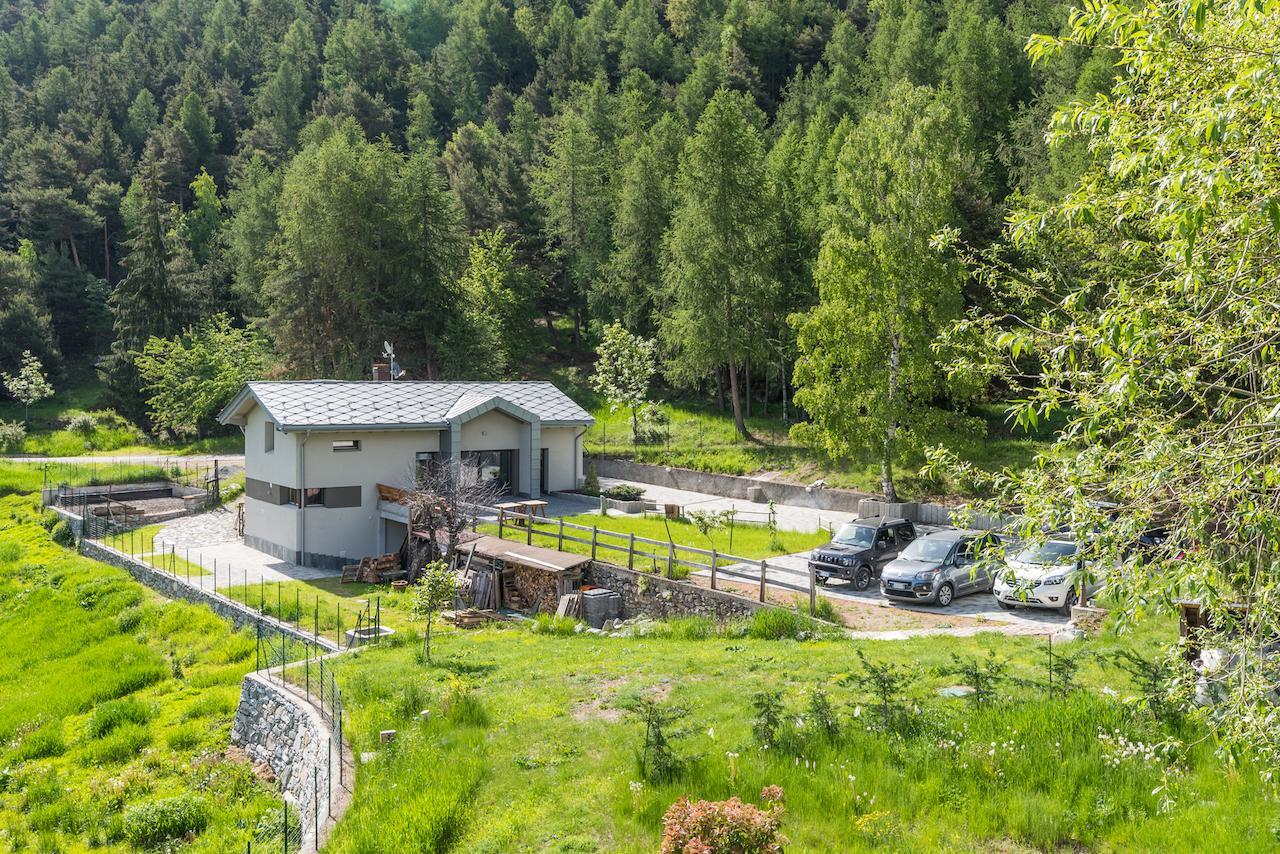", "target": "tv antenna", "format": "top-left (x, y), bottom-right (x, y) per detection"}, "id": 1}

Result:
top-left (382, 341), bottom-right (406, 380)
